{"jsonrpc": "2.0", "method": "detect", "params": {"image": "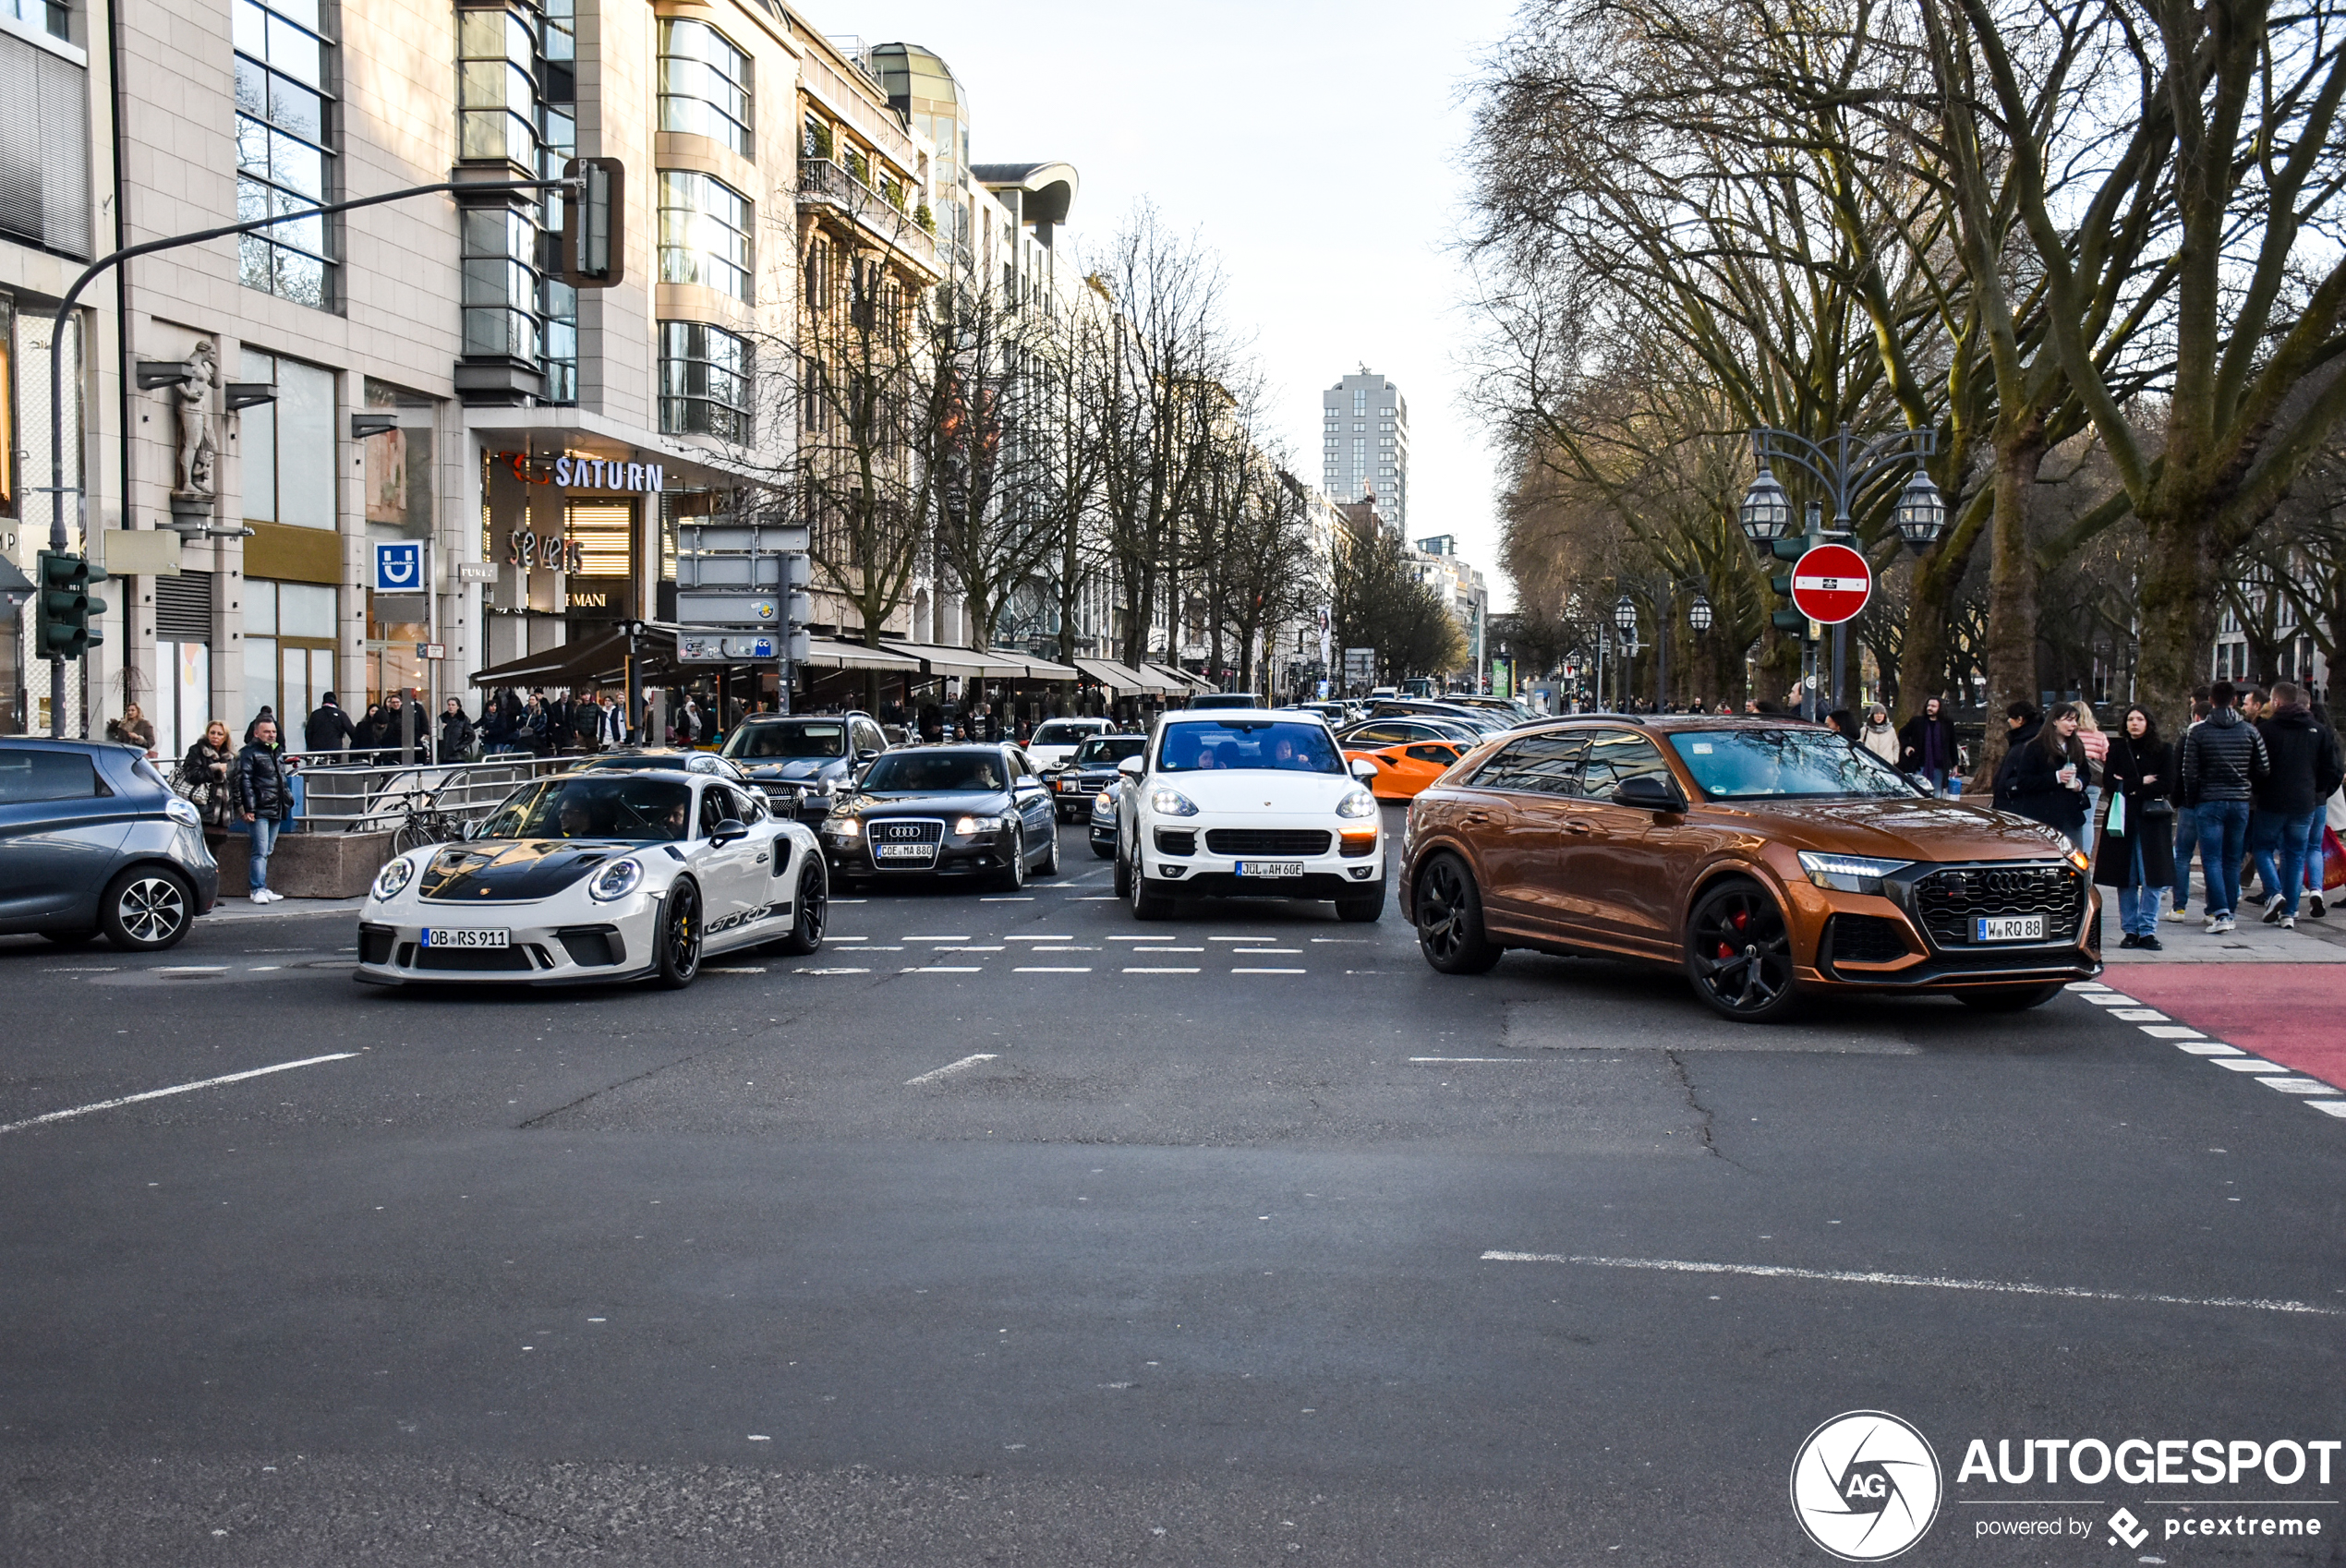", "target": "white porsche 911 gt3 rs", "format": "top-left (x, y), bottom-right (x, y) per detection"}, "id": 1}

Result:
top-left (355, 767), bottom-right (827, 988)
